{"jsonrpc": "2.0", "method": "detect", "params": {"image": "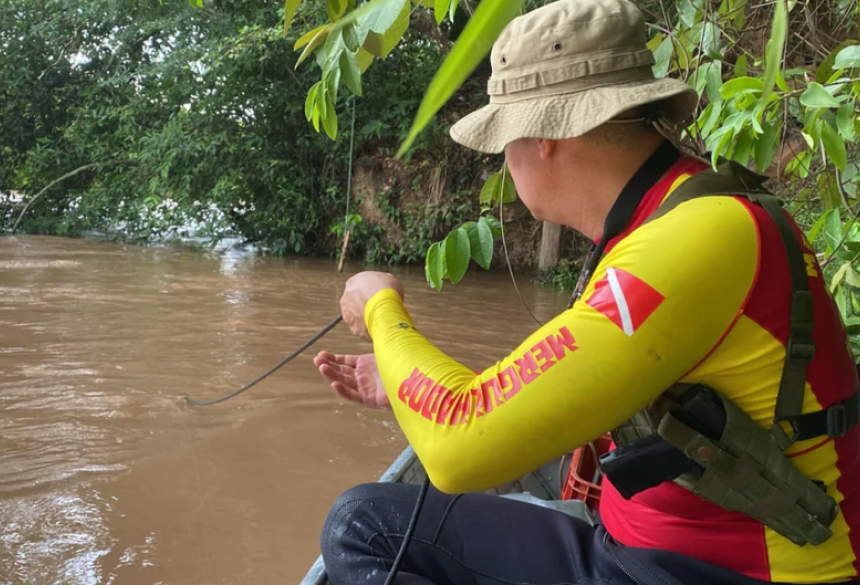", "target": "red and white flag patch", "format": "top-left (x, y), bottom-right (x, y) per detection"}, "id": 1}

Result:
top-left (586, 267), bottom-right (664, 336)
